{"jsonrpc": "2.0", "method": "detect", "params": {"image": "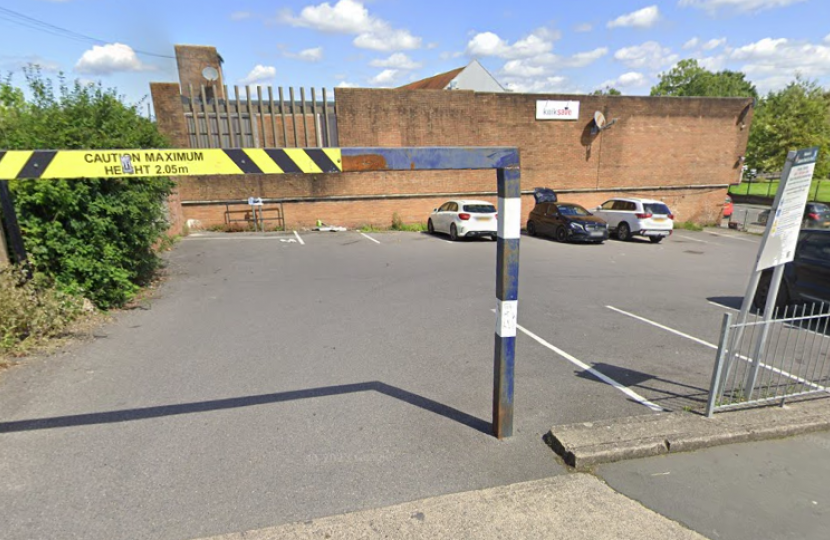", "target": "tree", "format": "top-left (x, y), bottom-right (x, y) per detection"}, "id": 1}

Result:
top-left (651, 59), bottom-right (758, 98)
top-left (592, 87), bottom-right (621, 96)
top-left (747, 77), bottom-right (830, 180)
top-left (0, 68), bottom-right (173, 308)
